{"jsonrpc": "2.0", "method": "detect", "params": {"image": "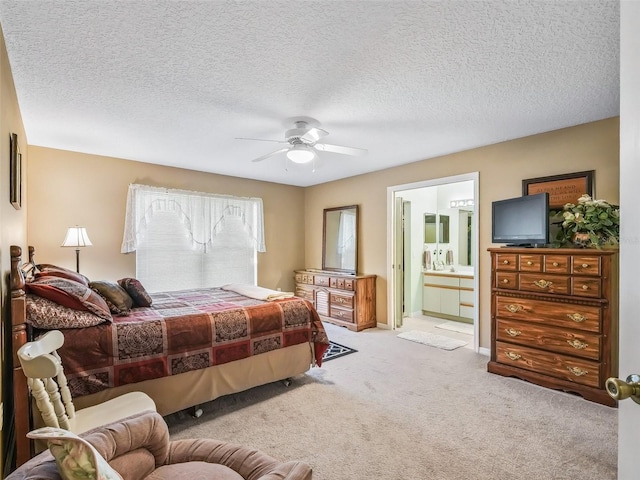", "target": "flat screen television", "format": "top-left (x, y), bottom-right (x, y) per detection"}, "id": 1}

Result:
top-left (491, 192), bottom-right (549, 247)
